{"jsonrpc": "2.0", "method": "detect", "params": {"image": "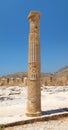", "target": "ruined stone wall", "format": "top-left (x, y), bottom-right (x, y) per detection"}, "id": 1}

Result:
top-left (0, 75), bottom-right (68, 86)
top-left (0, 77), bottom-right (27, 86)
